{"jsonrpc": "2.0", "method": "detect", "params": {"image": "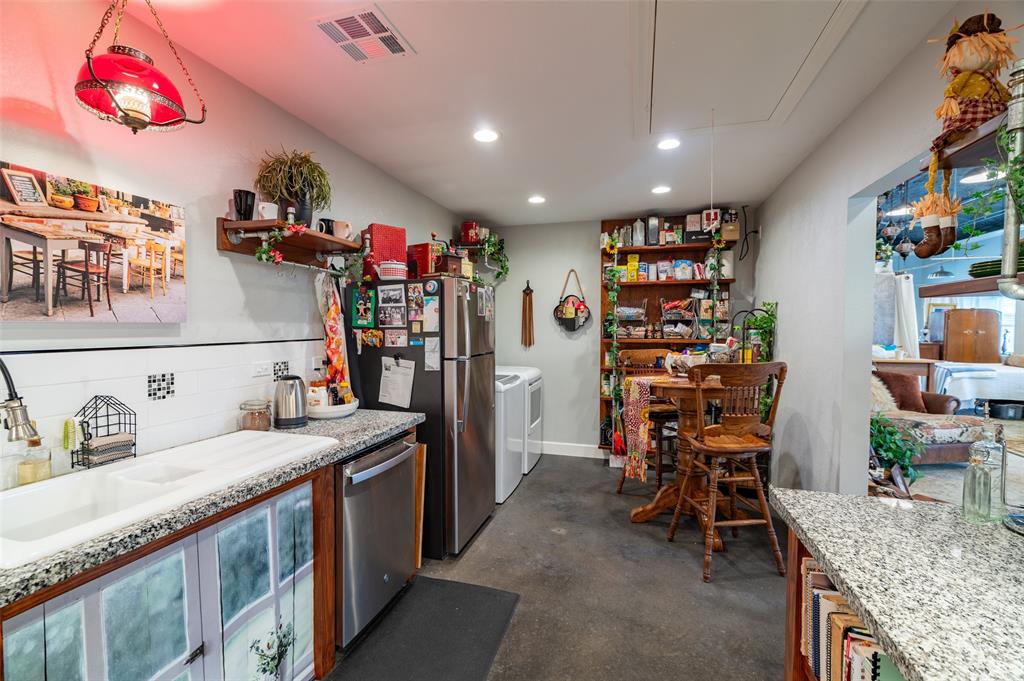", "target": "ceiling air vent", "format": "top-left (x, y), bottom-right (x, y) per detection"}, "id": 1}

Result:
top-left (315, 5), bottom-right (414, 63)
